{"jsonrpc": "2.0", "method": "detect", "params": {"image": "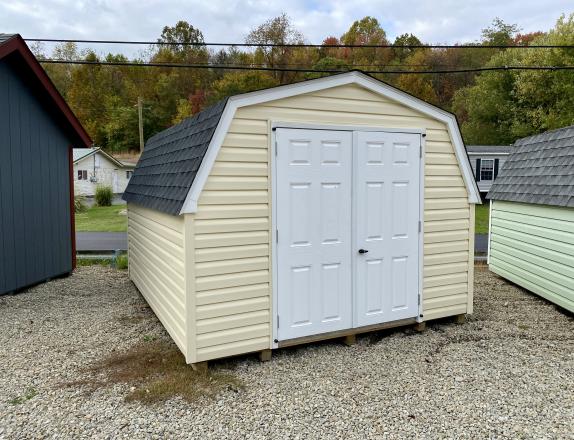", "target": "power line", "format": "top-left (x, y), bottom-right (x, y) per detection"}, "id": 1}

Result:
top-left (38, 59), bottom-right (574, 74)
top-left (26, 38), bottom-right (574, 49)
top-left (40, 58), bottom-right (473, 69)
